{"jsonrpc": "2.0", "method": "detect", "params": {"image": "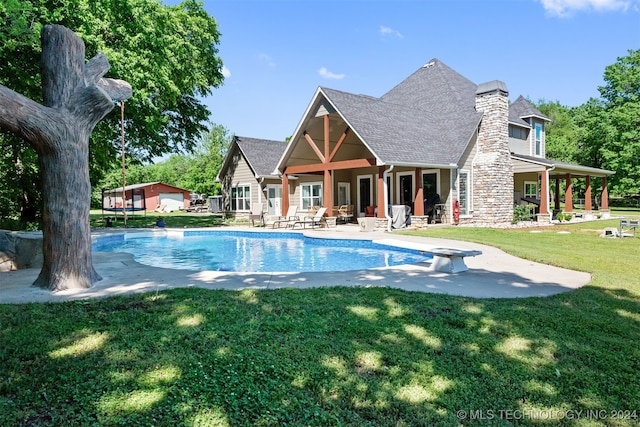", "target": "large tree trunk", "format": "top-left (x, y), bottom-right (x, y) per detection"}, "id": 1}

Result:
top-left (33, 127), bottom-right (101, 290)
top-left (0, 25), bottom-right (132, 291)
